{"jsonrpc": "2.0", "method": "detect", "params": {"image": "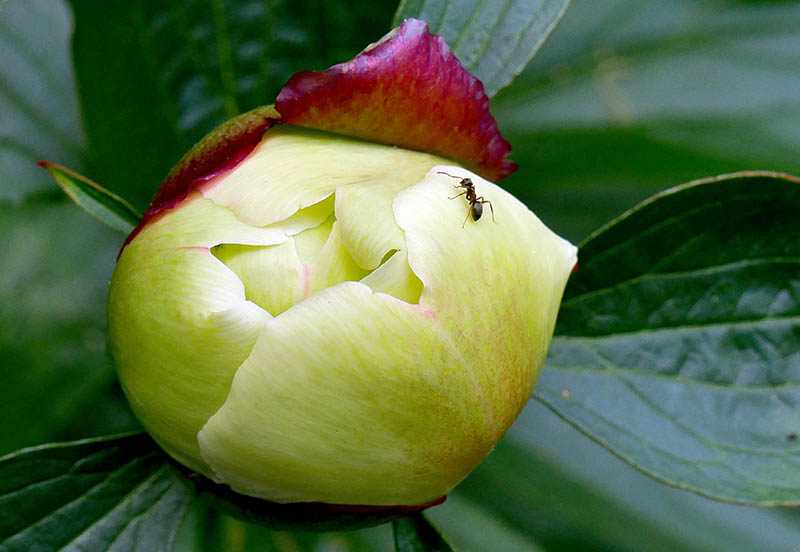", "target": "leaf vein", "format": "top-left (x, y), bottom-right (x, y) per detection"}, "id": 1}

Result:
top-left (534, 389), bottom-right (800, 498)
top-left (560, 257), bottom-right (800, 310)
top-left (545, 360), bottom-right (800, 393)
top-left (58, 465), bottom-right (171, 550)
top-left (2, 454), bottom-right (157, 547)
top-left (556, 311), bottom-right (800, 341)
